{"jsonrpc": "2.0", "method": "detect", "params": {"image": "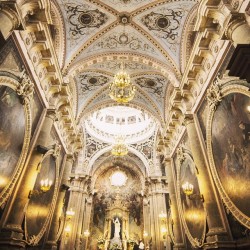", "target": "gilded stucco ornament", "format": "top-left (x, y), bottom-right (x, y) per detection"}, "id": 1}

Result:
top-left (16, 74), bottom-right (34, 104)
top-left (176, 145), bottom-right (185, 165)
top-left (206, 82), bottom-right (222, 111)
top-left (53, 142), bottom-right (61, 158)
